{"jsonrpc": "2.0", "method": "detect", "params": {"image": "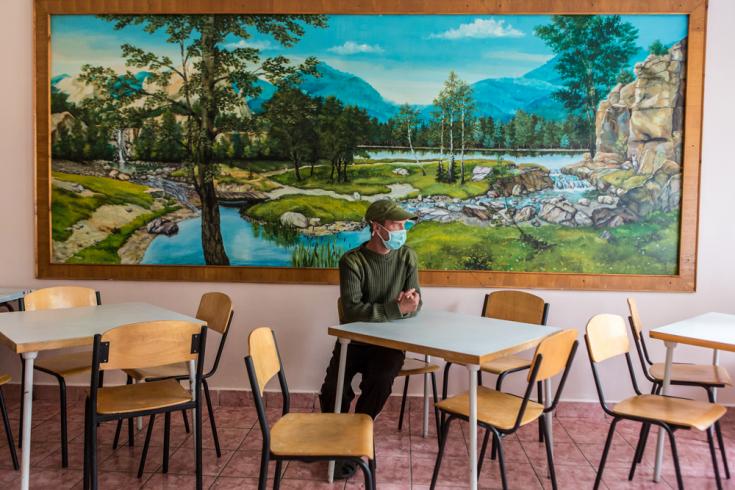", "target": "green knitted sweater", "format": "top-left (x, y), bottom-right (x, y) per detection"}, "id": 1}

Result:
top-left (339, 243), bottom-right (422, 323)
